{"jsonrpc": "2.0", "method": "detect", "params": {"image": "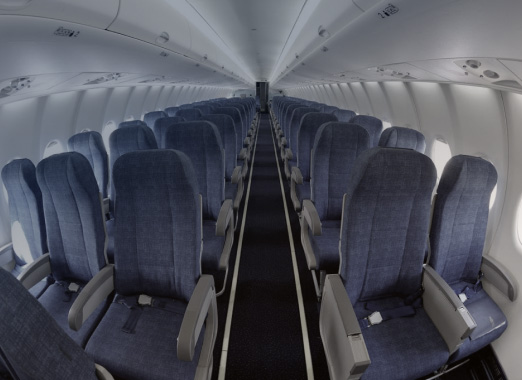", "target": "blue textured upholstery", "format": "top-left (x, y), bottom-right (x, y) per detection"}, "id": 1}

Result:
top-left (283, 104), bottom-right (304, 138)
top-left (320, 105), bottom-right (338, 114)
top-left (0, 268), bottom-right (98, 380)
top-left (308, 123), bottom-right (370, 272)
top-left (85, 150), bottom-right (203, 380)
top-left (152, 116), bottom-right (185, 148)
top-left (228, 102), bottom-right (249, 131)
top-left (143, 111), bottom-right (168, 129)
top-left (295, 112), bottom-right (338, 182)
top-left (194, 104), bottom-right (213, 115)
top-left (378, 126), bottom-right (426, 153)
top-left (288, 107), bottom-right (318, 155)
top-left (199, 114), bottom-right (238, 179)
top-left (1, 159), bottom-right (47, 270)
top-left (178, 103), bottom-right (193, 109)
top-left (68, 131), bottom-right (109, 198)
top-left (118, 120), bottom-right (147, 129)
top-left (350, 115), bottom-right (383, 147)
top-left (339, 147), bottom-right (446, 379)
top-left (213, 107), bottom-right (243, 152)
top-left (175, 108), bottom-right (202, 121)
top-left (333, 109), bottom-right (356, 122)
top-left (164, 121), bottom-right (224, 221)
top-left (429, 155), bottom-right (506, 362)
top-left (36, 152), bottom-right (108, 346)
top-left (164, 106), bottom-right (179, 117)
